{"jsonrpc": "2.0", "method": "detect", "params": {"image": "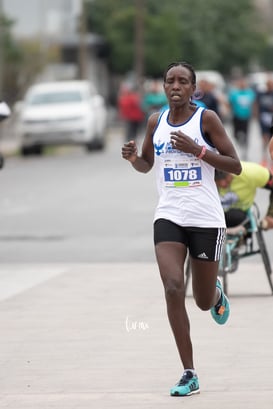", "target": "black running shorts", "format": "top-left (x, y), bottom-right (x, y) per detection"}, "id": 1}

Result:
top-left (154, 218), bottom-right (226, 261)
